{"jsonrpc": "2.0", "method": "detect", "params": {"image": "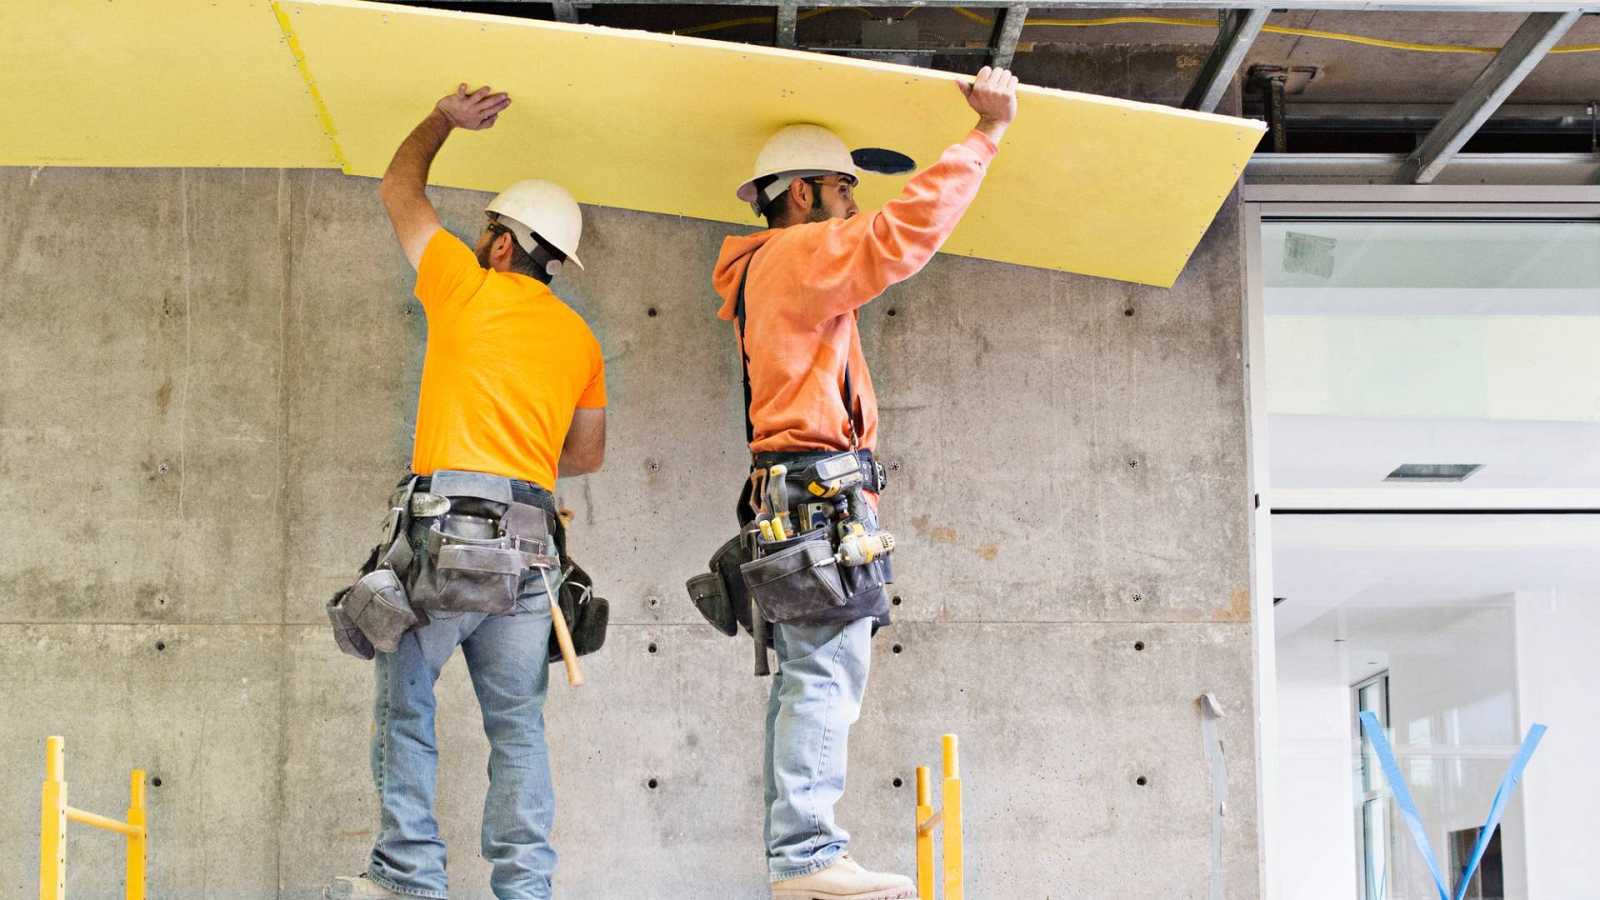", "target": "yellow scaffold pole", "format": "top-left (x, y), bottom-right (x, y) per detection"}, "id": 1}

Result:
top-left (942, 734), bottom-right (964, 900)
top-left (915, 766), bottom-right (935, 900)
top-left (912, 733), bottom-right (964, 899)
top-left (38, 737), bottom-right (149, 900)
top-left (40, 737), bottom-right (66, 900)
